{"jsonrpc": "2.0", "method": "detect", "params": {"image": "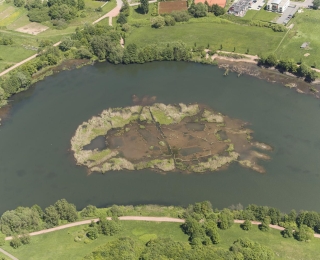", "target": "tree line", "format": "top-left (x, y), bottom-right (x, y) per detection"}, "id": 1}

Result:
top-left (258, 53), bottom-right (317, 82)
